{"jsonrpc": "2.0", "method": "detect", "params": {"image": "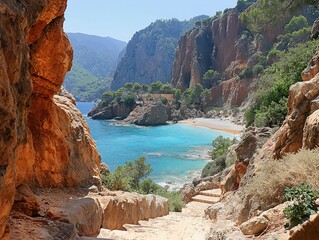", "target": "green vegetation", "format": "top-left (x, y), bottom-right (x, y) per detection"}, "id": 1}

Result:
top-left (240, 0), bottom-right (319, 34)
top-left (201, 136), bottom-right (237, 178)
top-left (284, 183), bottom-right (319, 227)
top-left (239, 149), bottom-right (319, 213)
top-left (101, 157), bottom-right (185, 212)
top-left (245, 40), bottom-right (319, 127)
top-left (64, 62), bottom-right (112, 101)
top-left (111, 15), bottom-right (210, 90)
top-left (202, 70), bottom-right (222, 88)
